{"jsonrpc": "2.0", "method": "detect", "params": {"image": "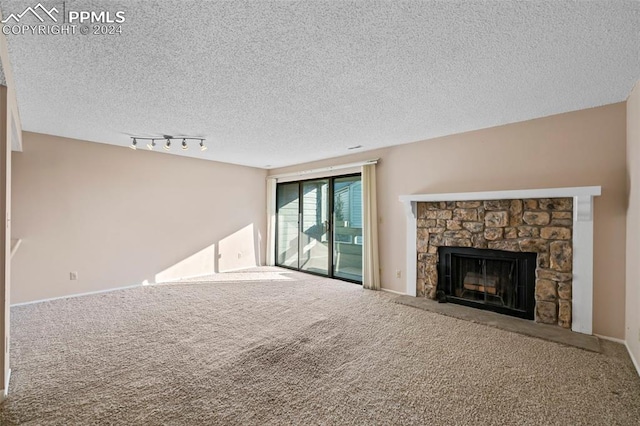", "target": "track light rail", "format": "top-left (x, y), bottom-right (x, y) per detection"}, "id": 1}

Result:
top-left (129, 135), bottom-right (207, 152)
